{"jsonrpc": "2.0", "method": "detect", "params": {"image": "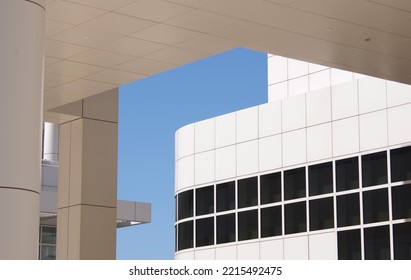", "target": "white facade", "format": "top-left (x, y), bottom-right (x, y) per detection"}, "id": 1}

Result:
top-left (174, 55), bottom-right (411, 260)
